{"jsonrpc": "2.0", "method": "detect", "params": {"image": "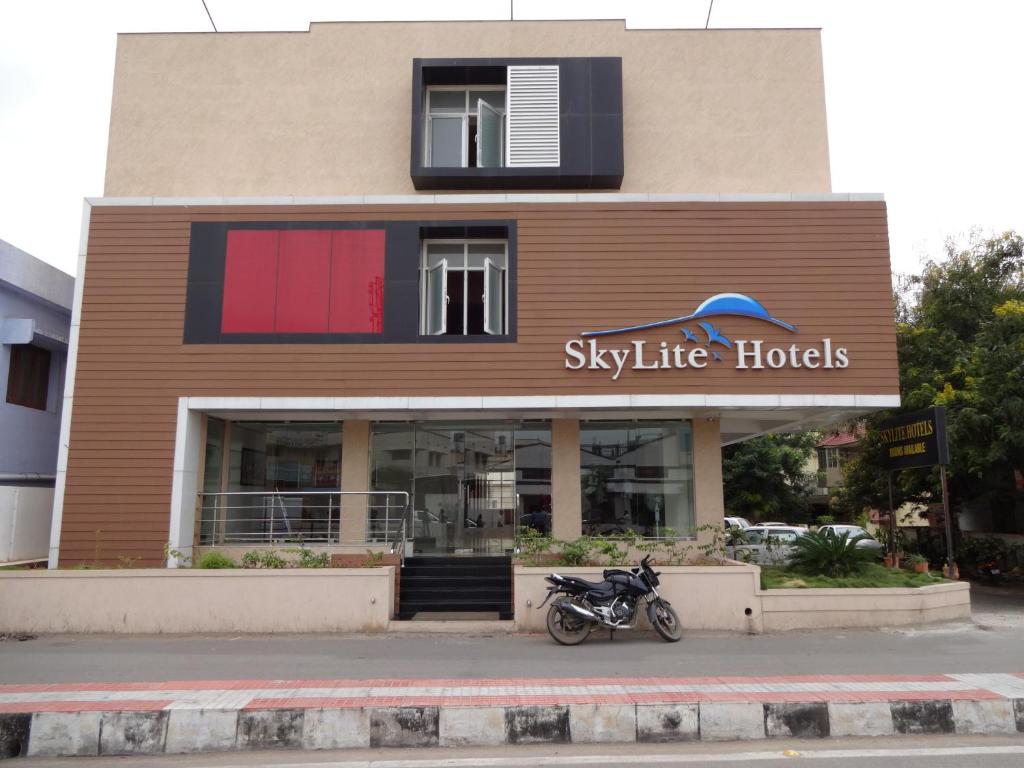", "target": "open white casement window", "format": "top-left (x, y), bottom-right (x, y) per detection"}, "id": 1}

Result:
top-left (426, 88), bottom-right (506, 168)
top-left (476, 99), bottom-right (504, 168)
top-left (421, 241), bottom-right (508, 337)
top-left (425, 259), bottom-right (447, 335)
top-left (483, 257), bottom-right (506, 335)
